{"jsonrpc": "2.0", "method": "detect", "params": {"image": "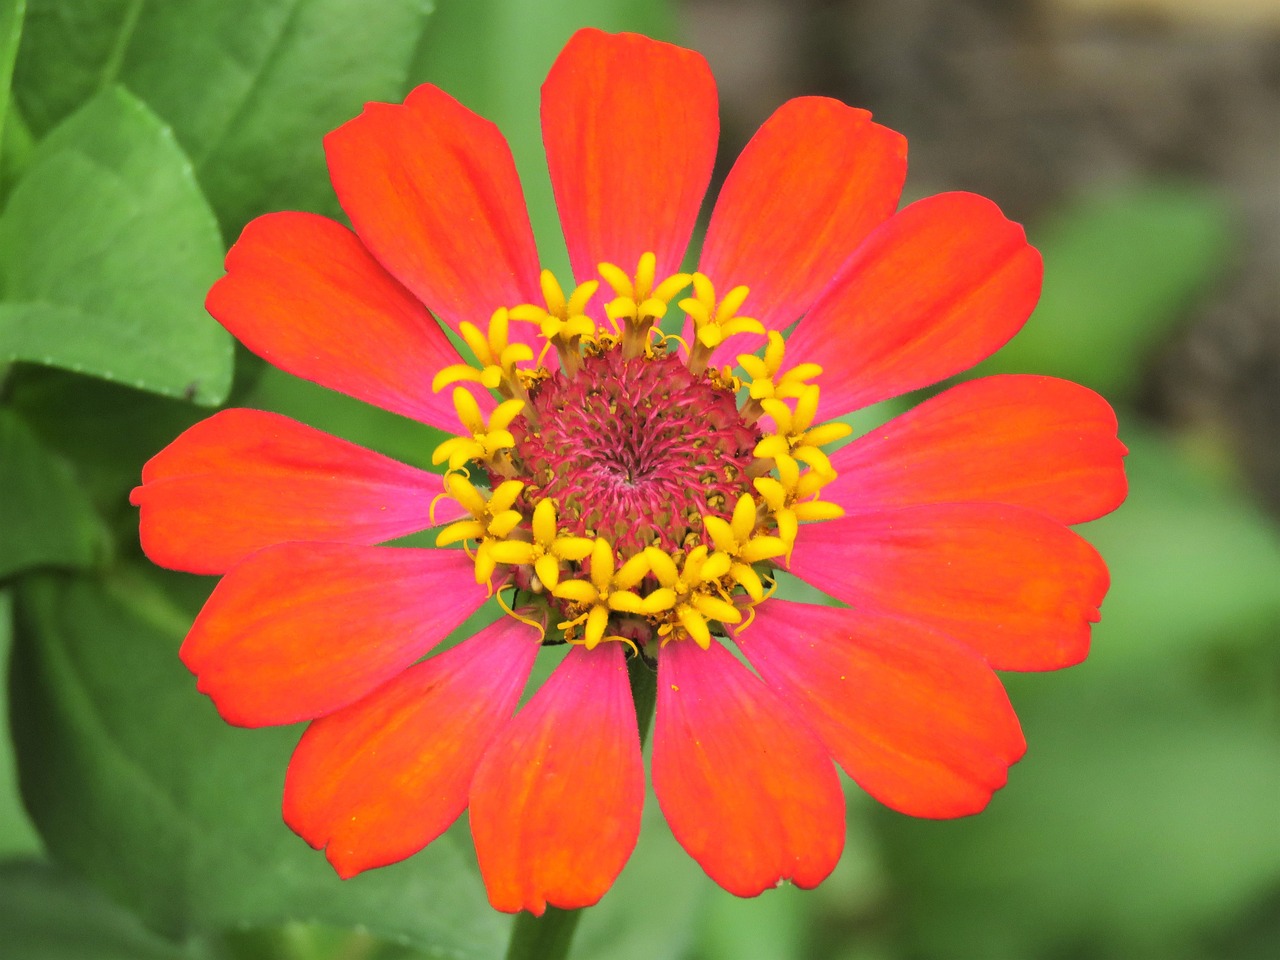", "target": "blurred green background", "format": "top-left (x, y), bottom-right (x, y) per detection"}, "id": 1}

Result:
top-left (1, 0), bottom-right (1277, 958)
